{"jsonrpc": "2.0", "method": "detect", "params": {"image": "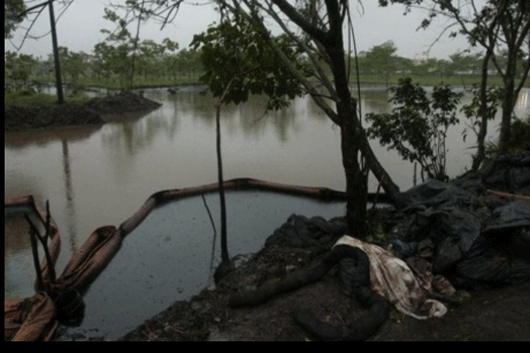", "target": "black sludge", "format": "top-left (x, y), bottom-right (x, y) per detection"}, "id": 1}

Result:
top-left (228, 245), bottom-right (390, 341)
top-left (293, 247), bottom-right (390, 341)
